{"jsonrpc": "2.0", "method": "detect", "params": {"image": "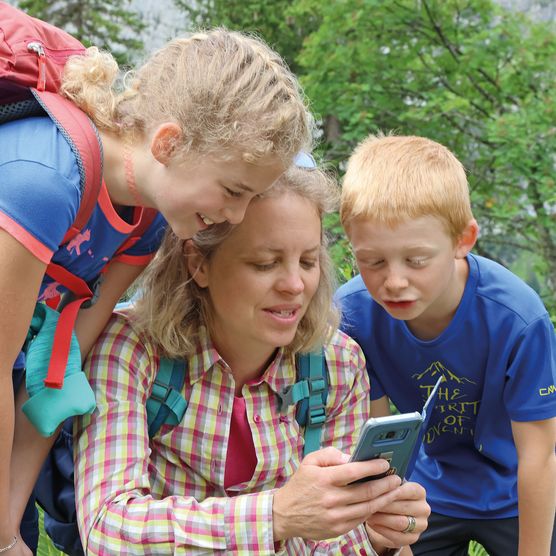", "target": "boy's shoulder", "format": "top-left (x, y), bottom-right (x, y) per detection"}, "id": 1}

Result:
top-left (334, 276), bottom-right (380, 341)
top-left (335, 274), bottom-right (370, 302)
top-left (471, 254), bottom-right (549, 325)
